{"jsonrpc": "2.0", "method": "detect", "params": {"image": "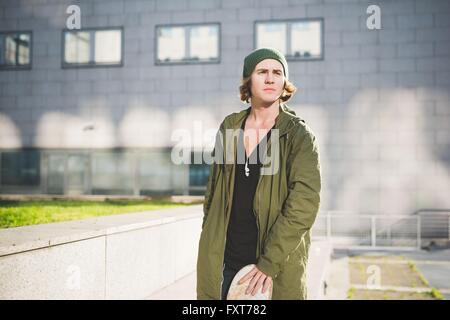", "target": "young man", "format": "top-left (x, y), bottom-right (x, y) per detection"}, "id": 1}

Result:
top-left (197, 47), bottom-right (322, 300)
